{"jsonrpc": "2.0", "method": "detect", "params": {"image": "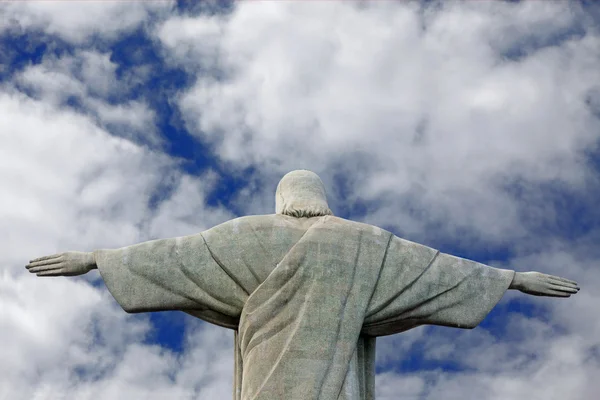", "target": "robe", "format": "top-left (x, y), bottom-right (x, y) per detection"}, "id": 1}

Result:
top-left (94, 214), bottom-right (514, 400)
